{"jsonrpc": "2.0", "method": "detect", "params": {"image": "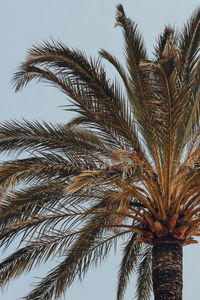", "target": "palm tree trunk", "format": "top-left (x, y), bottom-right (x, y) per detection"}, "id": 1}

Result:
top-left (152, 240), bottom-right (183, 300)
